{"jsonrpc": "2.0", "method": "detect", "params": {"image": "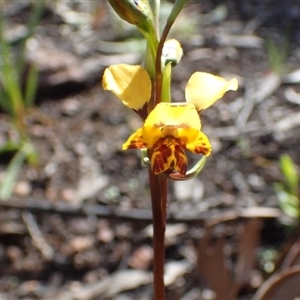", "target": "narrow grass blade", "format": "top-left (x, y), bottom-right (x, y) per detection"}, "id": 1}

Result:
top-left (24, 63), bottom-right (39, 107)
top-left (0, 150), bottom-right (26, 200)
